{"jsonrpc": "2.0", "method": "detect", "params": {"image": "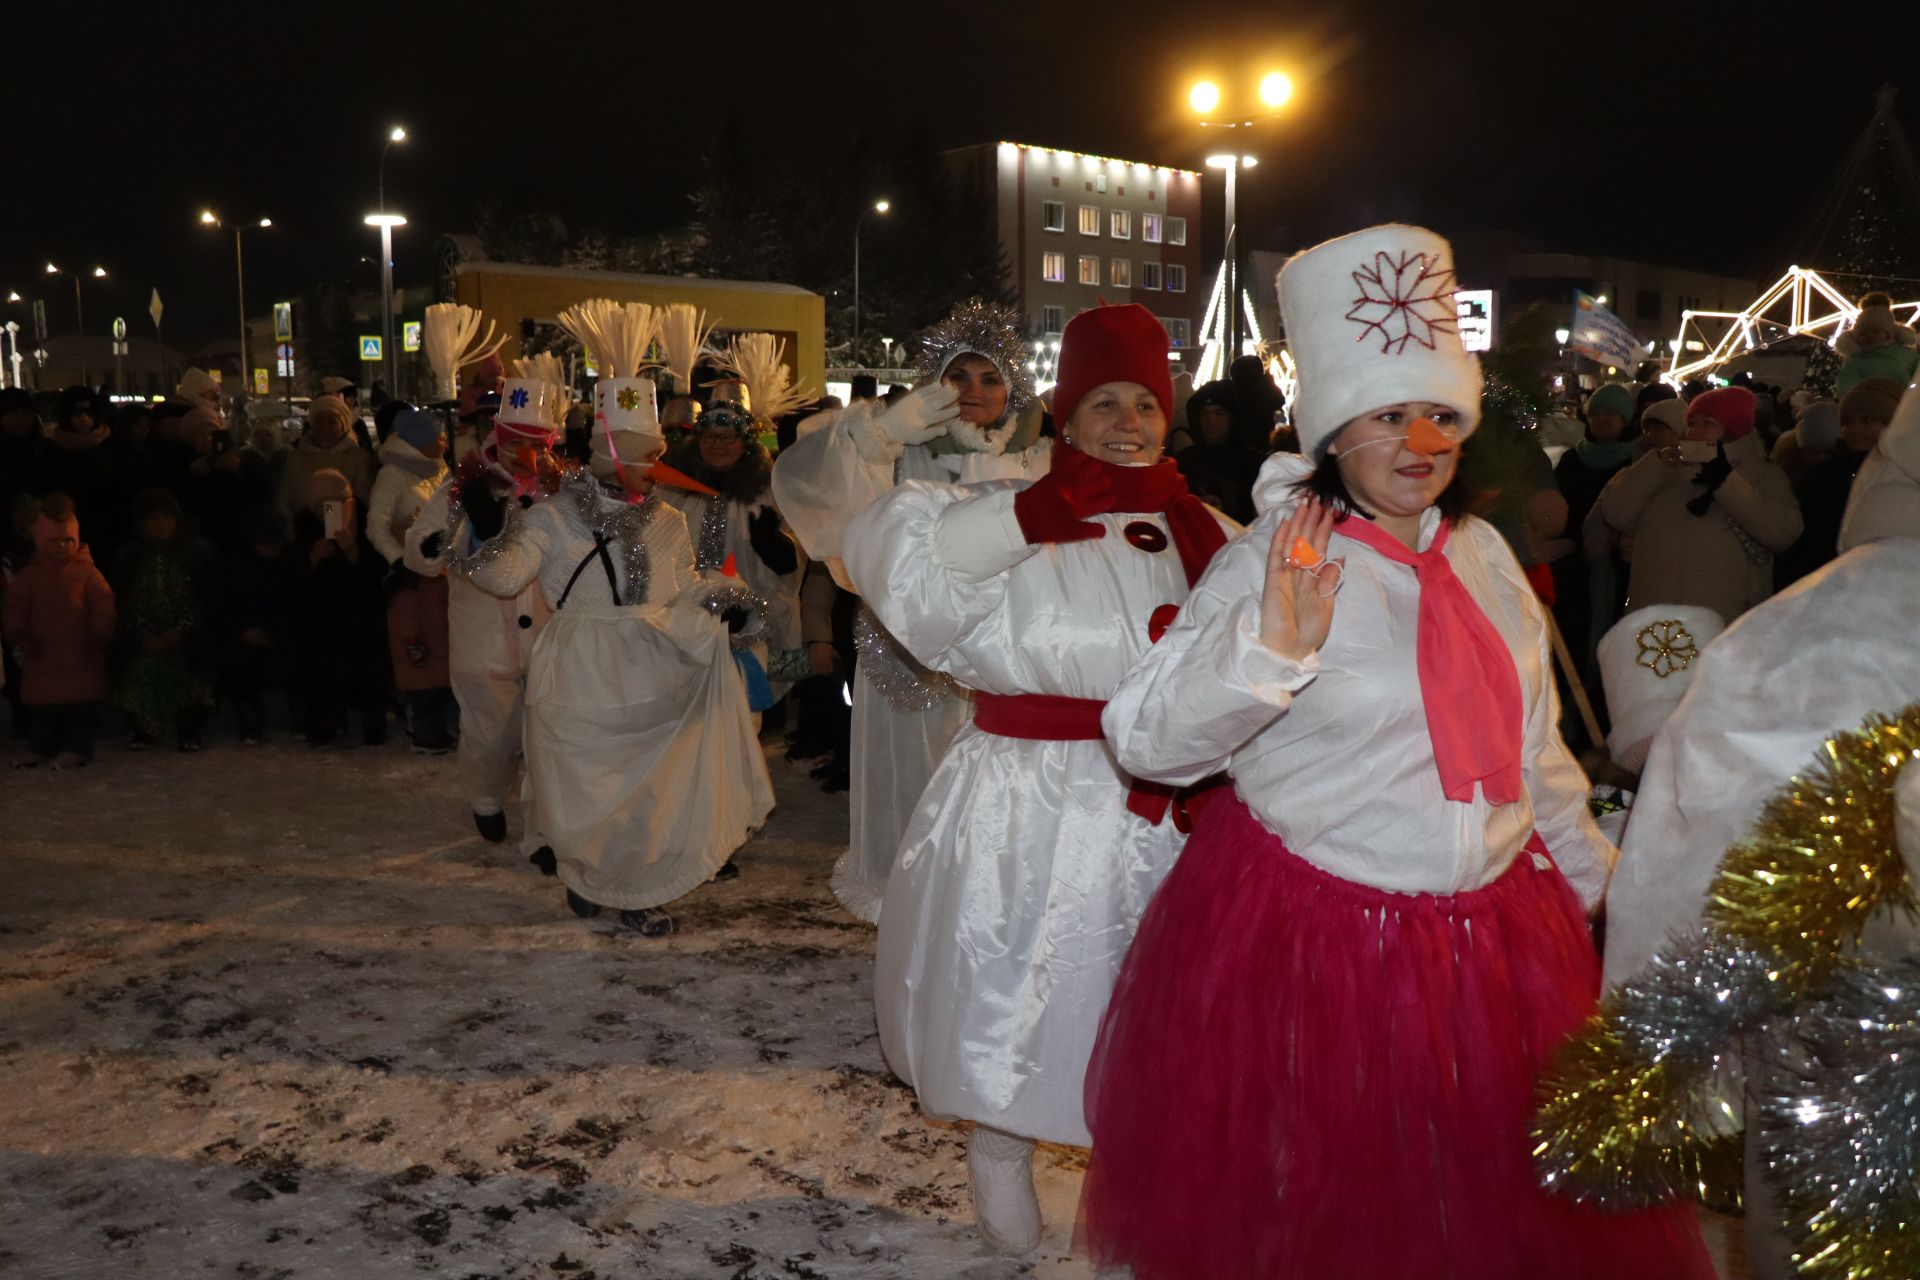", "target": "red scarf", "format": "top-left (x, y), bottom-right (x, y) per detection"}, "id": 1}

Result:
top-left (1333, 516), bottom-right (1524, 805)
top-left (1049, 441), bottom-right (1227, 585)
